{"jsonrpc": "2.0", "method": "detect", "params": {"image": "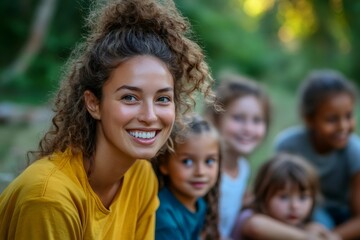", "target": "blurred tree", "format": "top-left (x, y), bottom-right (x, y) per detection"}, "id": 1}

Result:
top-left (0, 0), bottom-right (90, 103)
top-left (175, 0), bottom-right (359, 86)
top-left (252, 0), bottom-right (358, 85)
top-left (175, 0), bottom-right (273, 84)
top-left (1, 0), bottom-right (58, 84)
top-left (0, 0), bottom-right (358, 104)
